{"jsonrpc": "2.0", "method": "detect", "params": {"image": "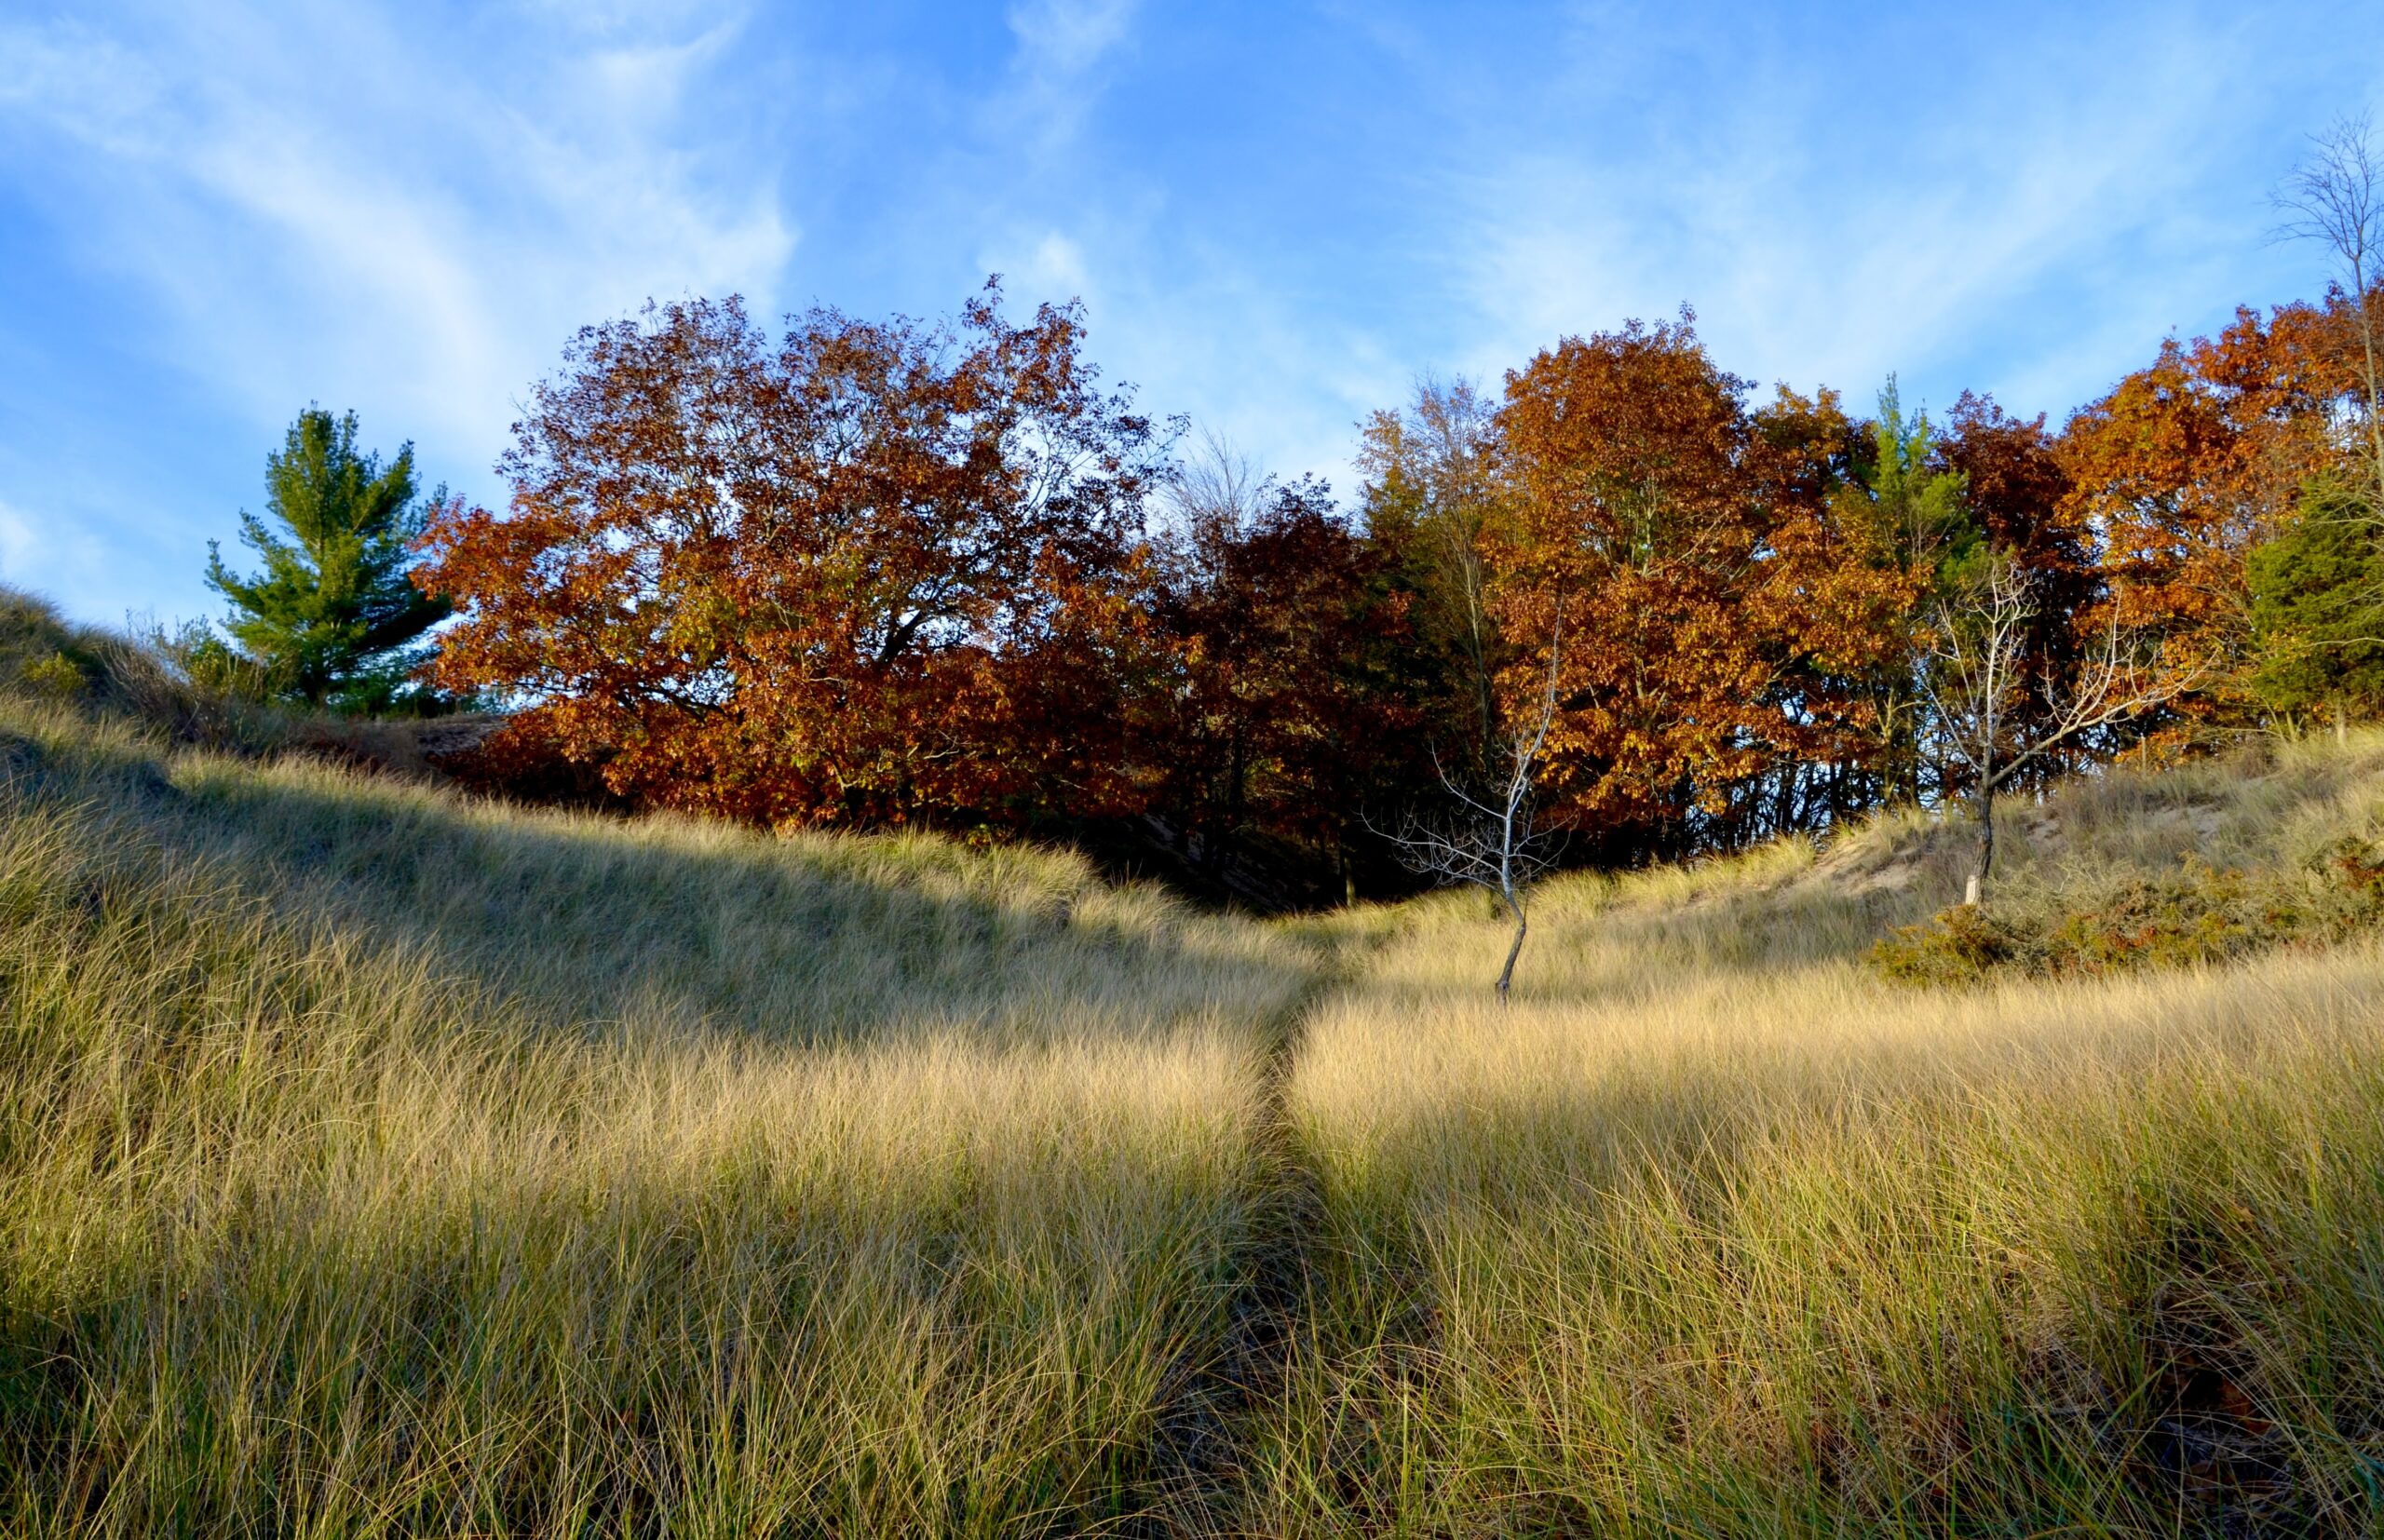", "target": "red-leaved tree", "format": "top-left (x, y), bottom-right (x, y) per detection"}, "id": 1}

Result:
top-left (417, 285), bottom-right (1170, 828)
top-left (1145, 471), bottom-right (1420, 897)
